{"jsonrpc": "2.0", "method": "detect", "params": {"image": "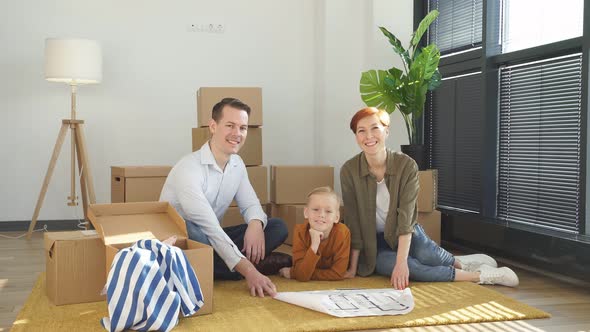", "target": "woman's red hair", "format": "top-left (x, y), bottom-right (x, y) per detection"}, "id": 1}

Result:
top-left (349, 107), bottom-right (390, 133)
